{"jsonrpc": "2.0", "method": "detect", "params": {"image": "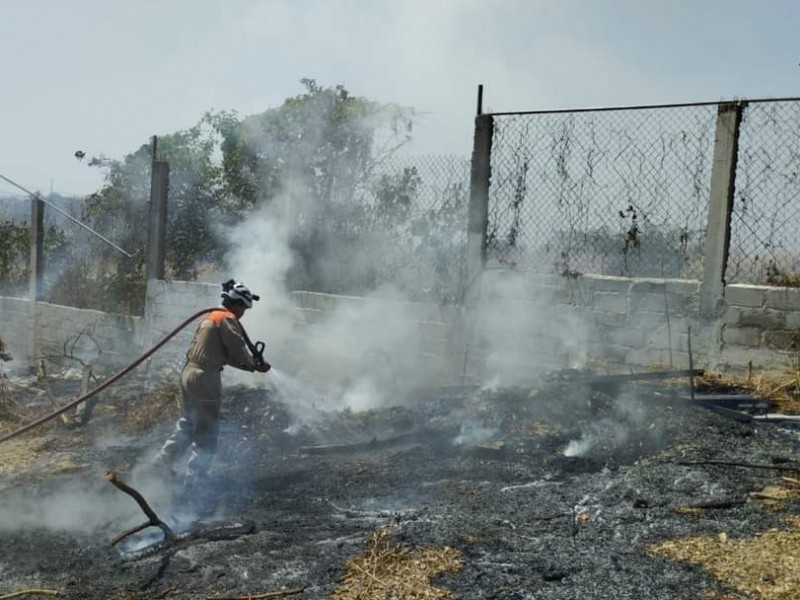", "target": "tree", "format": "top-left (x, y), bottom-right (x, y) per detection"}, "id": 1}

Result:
top-left (0, 219), bottom-right (67, 297)
top-left (75, 80), bottom-right (416, 309)
top-left (213, 79), bottom-right (415, 292)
